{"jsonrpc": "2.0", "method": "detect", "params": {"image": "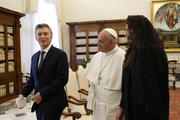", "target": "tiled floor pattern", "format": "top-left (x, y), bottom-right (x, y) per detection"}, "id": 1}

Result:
top-left (0, 89), bottom-right (179, 120)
